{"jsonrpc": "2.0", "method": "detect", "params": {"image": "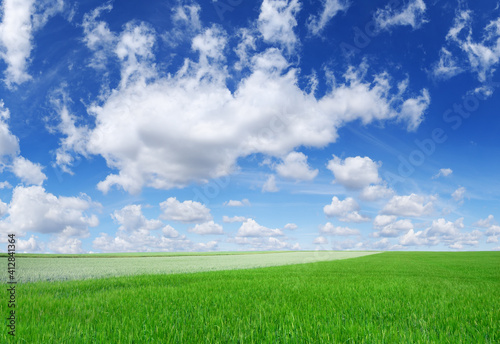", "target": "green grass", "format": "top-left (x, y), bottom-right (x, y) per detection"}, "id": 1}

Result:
top-left (2, 252), bottom-right (499, 343)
